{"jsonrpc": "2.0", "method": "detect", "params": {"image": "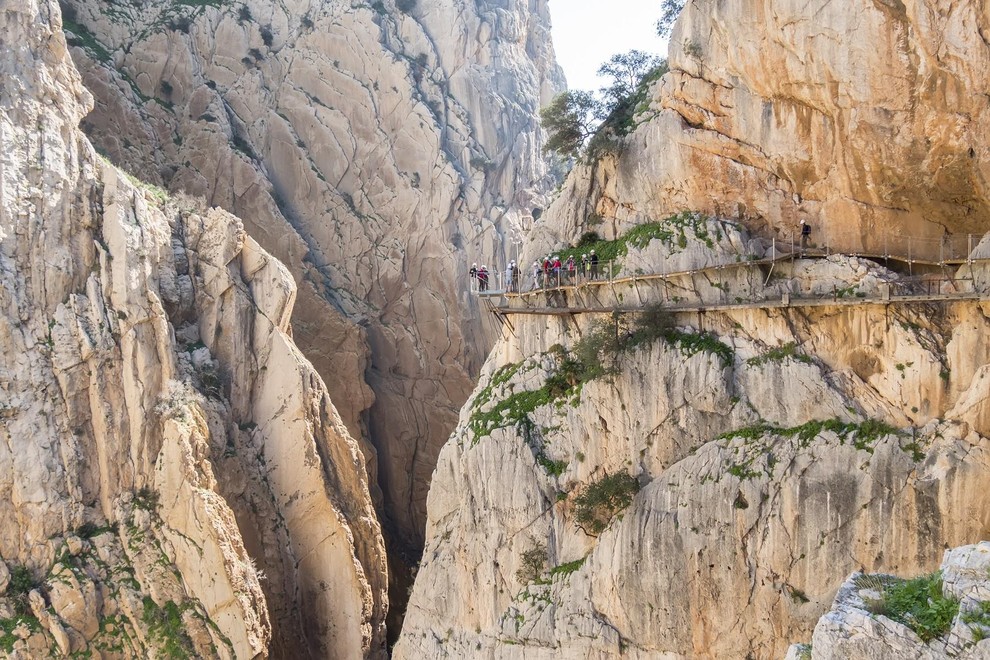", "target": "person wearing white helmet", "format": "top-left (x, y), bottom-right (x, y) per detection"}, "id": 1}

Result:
top-left (589, 249), bottom-right (599, 279)
top-left (469, 262), bottom-right (478, 292)
top-left (531, 260), bottom-right (540, 290)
